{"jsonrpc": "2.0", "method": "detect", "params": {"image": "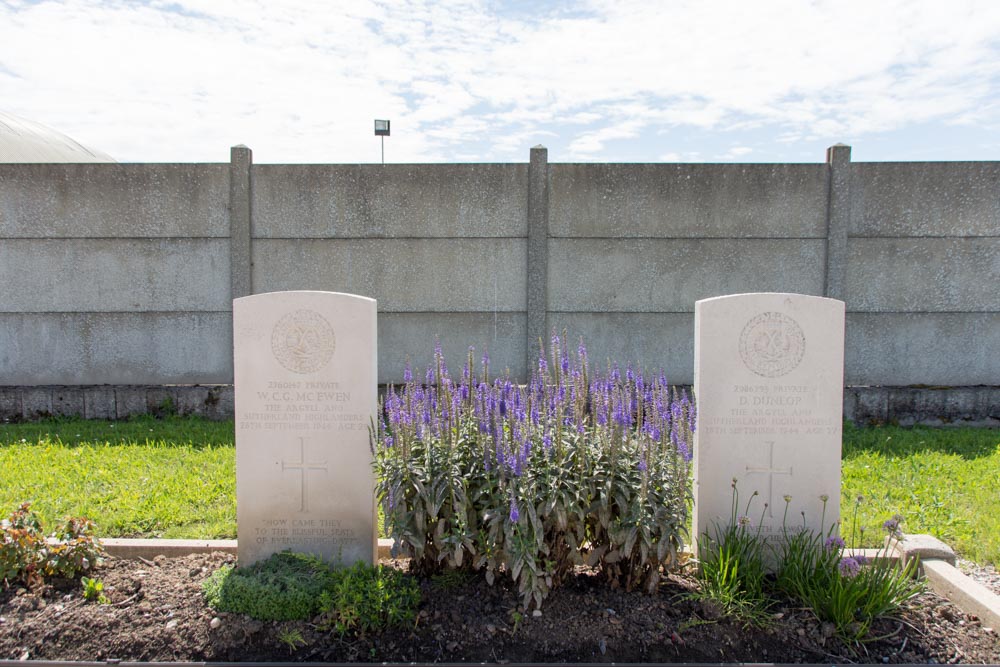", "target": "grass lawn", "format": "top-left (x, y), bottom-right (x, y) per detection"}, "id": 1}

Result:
top-left (0, 416), bottom-right (235, 539)
top-left (842, 422), bottom-right (1000, 565)
top-left (1, 416), bottom-right (998, 565)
